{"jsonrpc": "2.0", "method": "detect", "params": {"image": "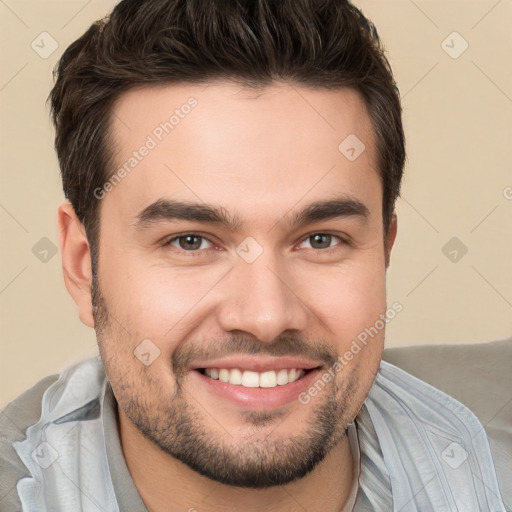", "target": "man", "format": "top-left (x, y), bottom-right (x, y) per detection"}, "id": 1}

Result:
top-left (0, 0), bottom-right (506, 510)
